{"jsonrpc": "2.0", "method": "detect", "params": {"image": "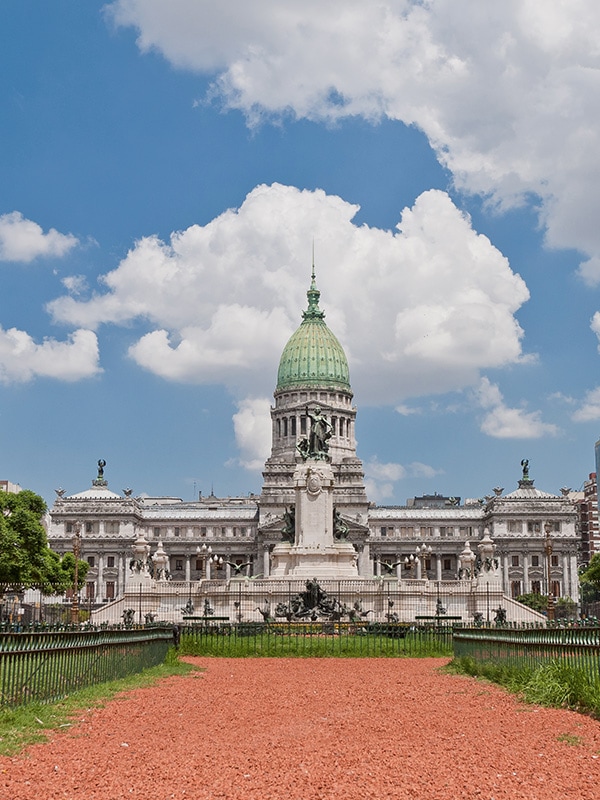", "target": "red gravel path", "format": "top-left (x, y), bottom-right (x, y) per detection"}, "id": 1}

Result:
top-left (2, 657), bottom-right (600, 800)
